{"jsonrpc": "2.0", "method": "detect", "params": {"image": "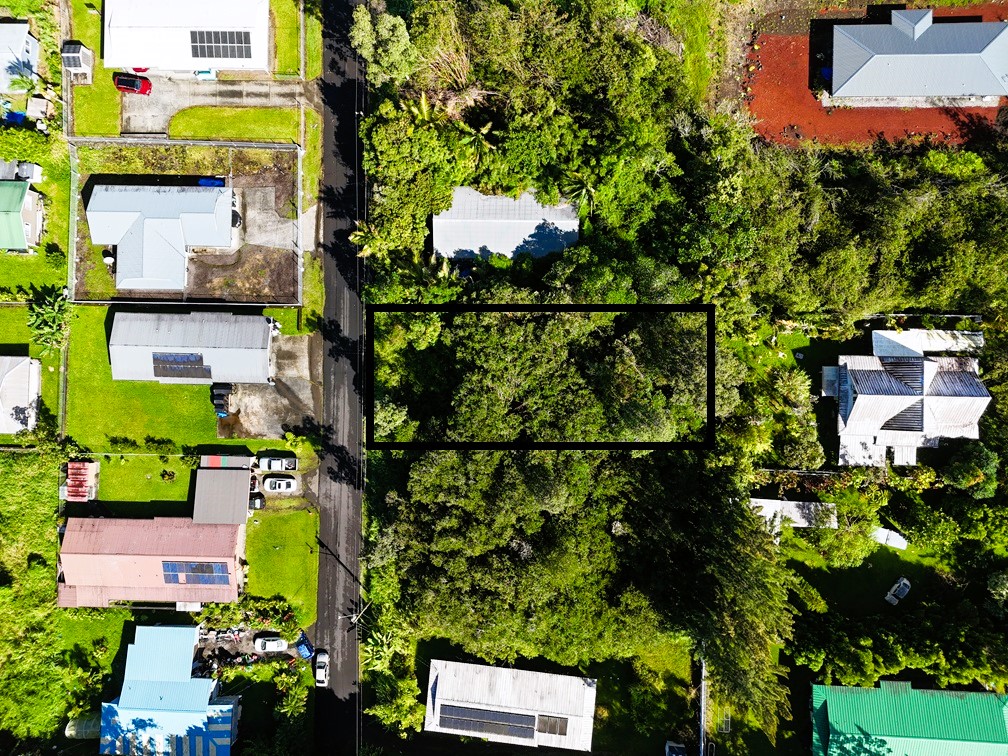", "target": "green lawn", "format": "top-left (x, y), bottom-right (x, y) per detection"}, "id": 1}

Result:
top-left (65, 305), bottom-right (251, 450)
top-left (0, 252), bottom-right (64, 297)
top-left (70, 0), bottom-right (121, 136)
top-left (303, 106), bottom-right (322, 203)
top-left (245, 507), bottom-right (319, 626)
top-left (168, 106), bottom-right (300, 143)
top-left (306, 14), bottom-right (323, 80)
top-left (271, 0), bottom-right (301, 76)
top-left (263, 251), bottom-right (324, 335)
top-left (96, 454), bottom-right (194, 505)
